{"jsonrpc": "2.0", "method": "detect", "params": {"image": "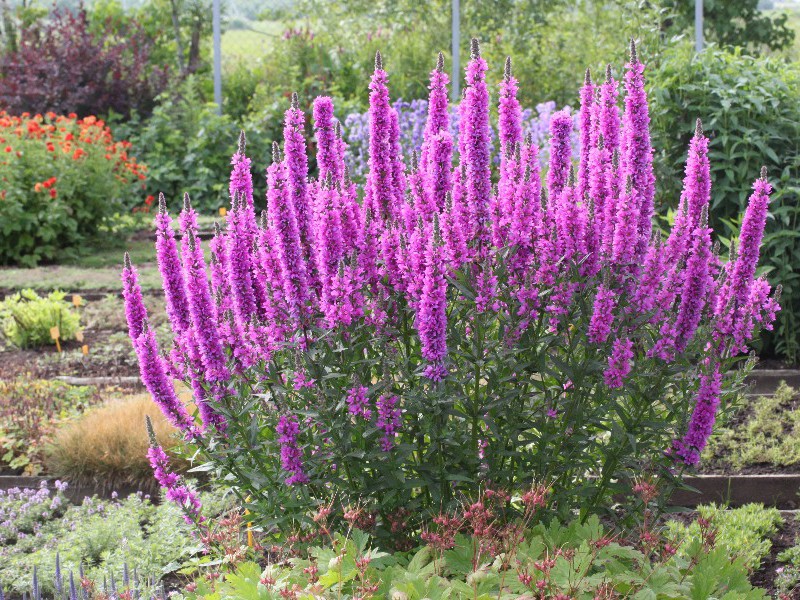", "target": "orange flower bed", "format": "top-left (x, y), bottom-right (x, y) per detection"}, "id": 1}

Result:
top-left (0, 112), bottom-right (148, 265)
